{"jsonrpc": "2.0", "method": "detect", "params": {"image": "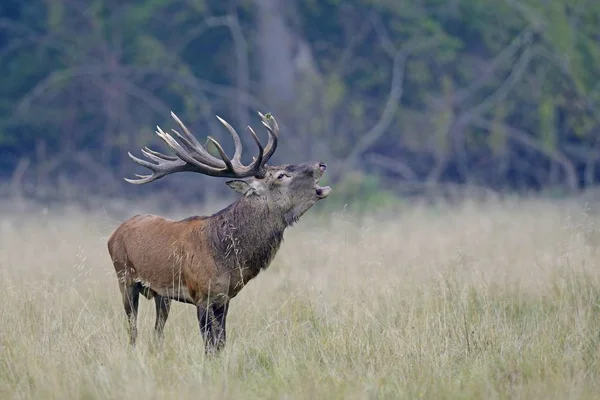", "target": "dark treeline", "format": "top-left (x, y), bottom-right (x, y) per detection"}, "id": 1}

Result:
top-left (1, 0), bottom-right (599, 203)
